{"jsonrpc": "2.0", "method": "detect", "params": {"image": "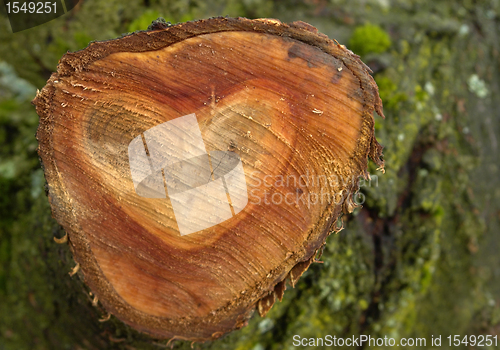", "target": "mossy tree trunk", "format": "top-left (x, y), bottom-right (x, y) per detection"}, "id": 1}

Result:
top-left (0, 0), bottom-right (499, 349)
